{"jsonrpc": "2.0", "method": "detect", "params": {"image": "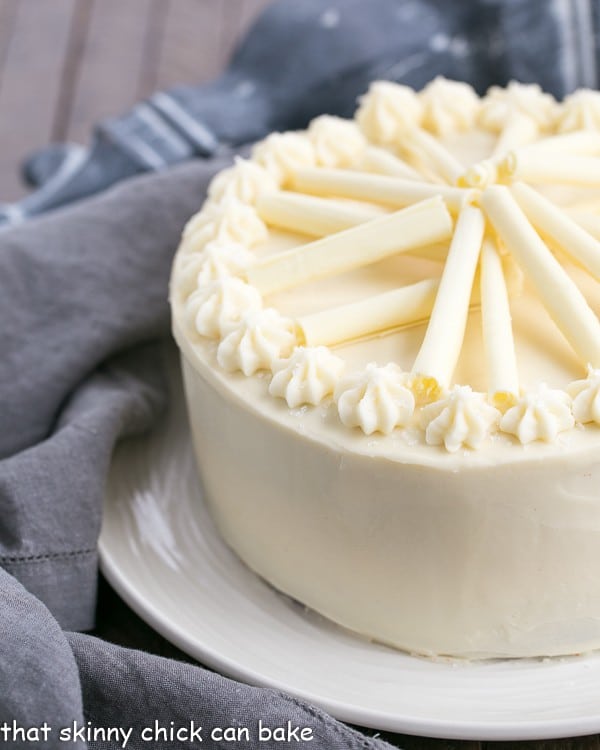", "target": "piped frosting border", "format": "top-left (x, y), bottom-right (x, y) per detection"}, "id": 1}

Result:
top-left (171, 79), bottom-right (600, 451)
